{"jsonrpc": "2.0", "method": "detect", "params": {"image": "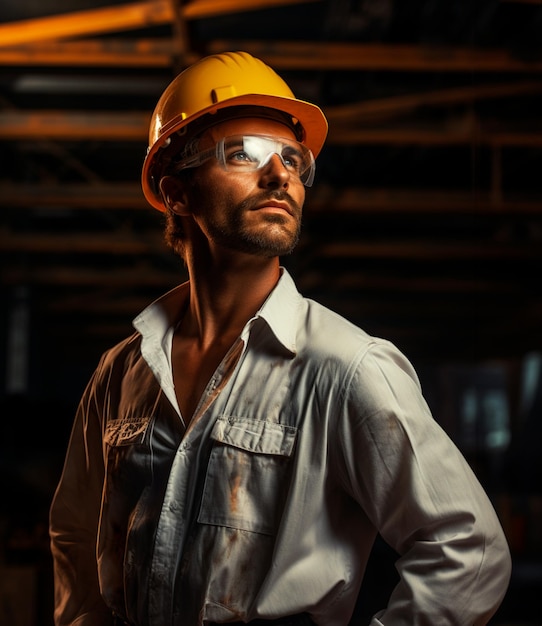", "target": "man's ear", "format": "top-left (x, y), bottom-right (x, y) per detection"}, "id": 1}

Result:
top-left (159, 175), bottom-right (191, 216)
